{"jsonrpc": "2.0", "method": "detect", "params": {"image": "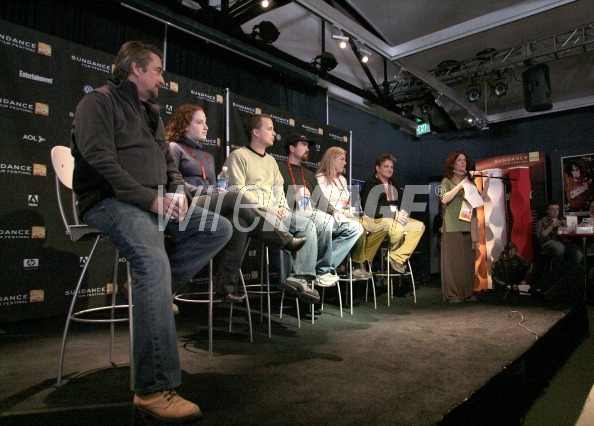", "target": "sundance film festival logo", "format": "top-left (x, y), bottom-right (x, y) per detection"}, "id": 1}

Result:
top-left (1, 293), bottom-right (29, 306)
top-left (190, 90), bottom-right (216, 103)
top-left (0, 33), bottom-right (37, 53)
top-left (0, 97), bottom-right (35, 113)
top-left (70, 55), bottom-right (111, 73)
top-left (0, 163), bottom-right (32, 175)
top-left (0, 229), bottom-right (30, 239)
top-left (270, 114), bottom-right (291, 126)
top-left (232, 102), bottom-right (259, 114)
top-left (28, 194), bottom-right (39, 206)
